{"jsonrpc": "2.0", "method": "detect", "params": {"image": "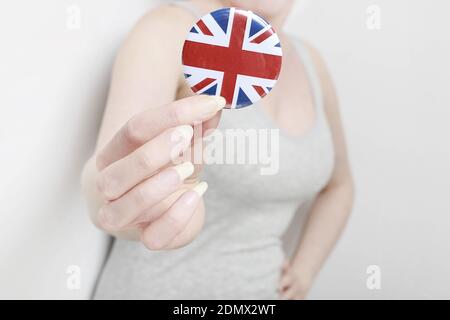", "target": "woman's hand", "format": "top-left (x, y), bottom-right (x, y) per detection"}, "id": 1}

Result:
top-left (279, 260), bottom-right (313, 300)
top-left (86, 95), bottom-right (225, 250)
